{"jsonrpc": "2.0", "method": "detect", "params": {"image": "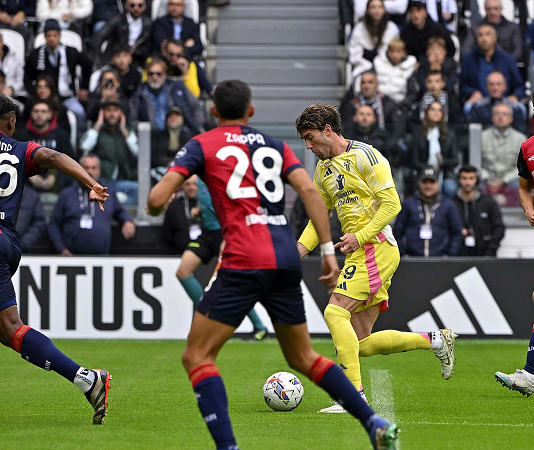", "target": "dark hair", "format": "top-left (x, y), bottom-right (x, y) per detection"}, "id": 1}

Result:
top-left (422, 101), bottom-right (448, 136)
top-left (426, 70), bottom-right (444, 81)
top-left (146, 58), bottom-right (168, 73)
top-left (99, 69), bottom-right (120, 87)
top-left (33, 73), bottom-right (61, 114)
top-left (213, 80), bottom-right (251, 120)
top-left (111, 44), bottom-right (131, 56)
top-left (296, 103), bottom-right (342, 135)
top-left (458, 164), bottom-right (479, 177)
top-left (363, 0), bottom-right (389, 48)
top-left (32, 100), bottom-right (51, 110)
top-left (0, 69), bottom-right (5, 82)
top-left (0, 95), bottom-right (15, 118)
